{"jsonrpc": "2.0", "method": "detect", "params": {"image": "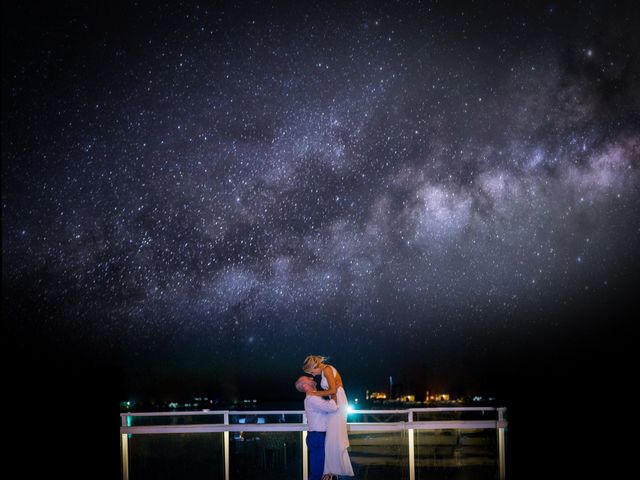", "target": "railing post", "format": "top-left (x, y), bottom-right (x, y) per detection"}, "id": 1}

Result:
top-left (302, 412), bottom-right (308, 480)
top-left (223, 412), bottom-right (230, 480)
top-left (121, 415), bottom-right (129, 480)
top-left (408, 410), bottom-right (415, 480)
top-left (497, 408), bottom-right (507, 480)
